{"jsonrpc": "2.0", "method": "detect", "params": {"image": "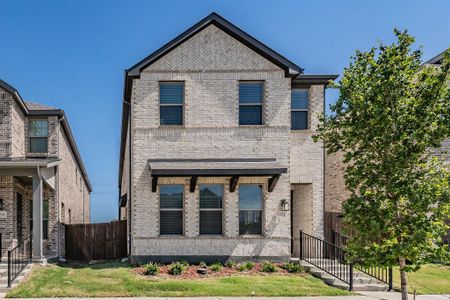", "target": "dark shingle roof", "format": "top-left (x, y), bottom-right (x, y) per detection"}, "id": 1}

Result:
top-left (25, 101), bottom-right (58, 111)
